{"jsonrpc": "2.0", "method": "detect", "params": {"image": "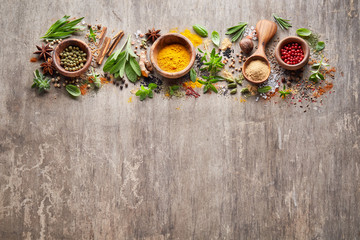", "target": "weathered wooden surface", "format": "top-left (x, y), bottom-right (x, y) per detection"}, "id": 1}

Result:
top-left (1, 0), bottom-right (359, 239)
